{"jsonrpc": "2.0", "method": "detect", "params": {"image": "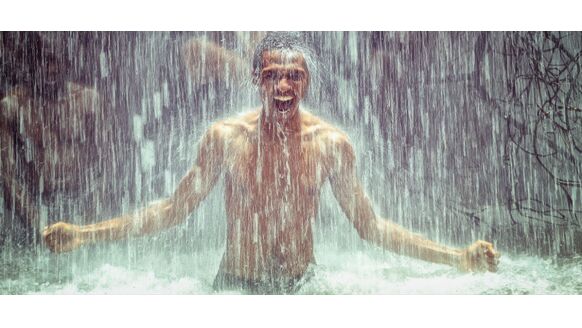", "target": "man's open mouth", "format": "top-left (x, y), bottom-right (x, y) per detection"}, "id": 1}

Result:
top-left (273, 96), bottom-right (294, 113)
